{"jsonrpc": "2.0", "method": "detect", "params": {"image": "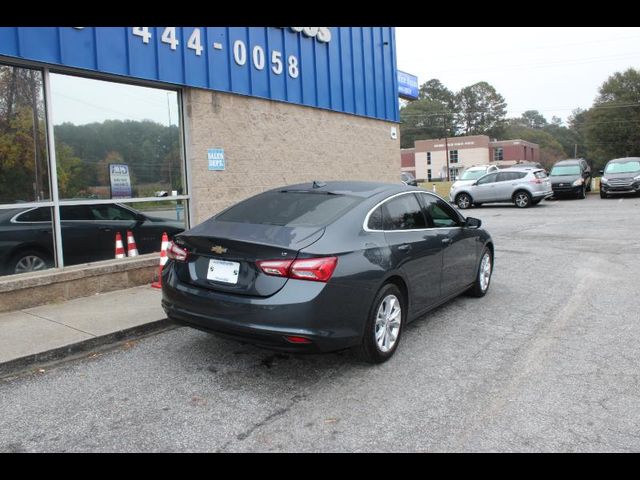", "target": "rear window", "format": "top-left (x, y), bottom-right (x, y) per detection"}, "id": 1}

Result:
top-left (216, 191), bottom-right (362, 227)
